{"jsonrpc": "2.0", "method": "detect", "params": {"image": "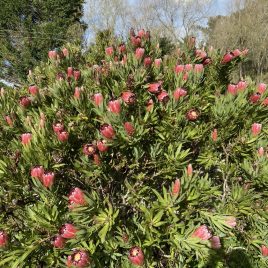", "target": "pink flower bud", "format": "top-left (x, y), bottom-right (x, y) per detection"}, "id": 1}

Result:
top-left (62, 48), bottom-right (68, 57)
top-left (192, 225), bottom-right (212, 240)
top-left (173, 88), bottom-right (187, 100)
top-left (68, 187), bottom-right (86, 207)
top-left (128, 246), bottom-right (144, 266)
top-left (74, 87), bottom-right (81, 99)
top-left (227, 84), bottom-right (237, 95)
top-left (73, 70), bottom-right (81, 81)
top-left (258, 147), bottom-right (264, 157)
top-left (53, 235), bottom-right (65, 248)
top-left (131, 36), bottom-right (141, 47)
top-left (93, 93), bottom-right (103, 106)
top-left (97, 140), bottom-right (109, 152)
top-left (251, 123), bottom-right (262, 136)
top-left (261, 245), bottom-right (268, 257)
top-left (93, 154), bottom-right (101, 165)
top-left (154, 58), bottom-right (162, 68)
top-left (232, 49), bottom-right (241, 57)
top-left (105, 46), bottom-right (114, 56)
top-left (224, 216), bottom-right (237, 228)
top-left (172, 179), bottom-right (181, 196)
top-left (83, 144), bottom-right (96, 156)
top-left (60, 223), bottom-right (77, 239)
top-left (222, 52), bottom-right (234, 63)
top-left (31, 166), bottom-right (44, 179)
top-left (148, 83), bottom-right (162, 94)
top-left (144, 57), bottom-right (152, 67)
top-left (262, 98), bottom-right (268, 106)
top-left (118, 44), bottom-right (126, 53)
top-left (211, 129), bottom-right (218, 142)
top-left (157, 91), bottom-right (169, 103)
top-left (195, 49), bottom-right (207, 59)
top-left (185, 64), bottom-right (193, 71)
top-left (53, 123), bottom-right (64, 133)
top-left (210, 236), bottom-right (221, 249)
top-left (249, 93), bottom-right (261, 103)
top-left (57, 131), bottom-right (69, 142)
top-left (19, 96), bottom-right (31, 107)
top-left (67, 67), bottom-right (73, 78)
top-left (257, 83), bottom-right (266, 94)
top-left (237, 81), bottom-right (247, 91)
top-left (108, 99), bottom-right (121, 114)
top-left (121, 91), bottom-right (136, 105)
top-left (187, 164), bottom-right (193, 176)
top-left (42, 172), bottom-right (55, 188)
top-left (0, 231), bottom-right (8, 247)
top-left (137, 29), bottom-right (145, 38)
top-left (175, 65), bottom-right (184, 74)
top-left (21, 133), bottom-right (32, 145)
top-left (202, 57), bottom-right (212, 66)
top-left (194, 64), bottom-right (204, 73)
top-left (48, 50), bottom-right (57, 60)
top-left (135, 48), bottom-right (145, 60)
top-left (100, 124), bottom-right (115, 139)
top-left (28, 85), bottom-right (39, 95)
top-left (183, 72), bottom-right (188, 81)
top-left (5, 115), bottom-right (13, 126)
top-left (146, 99), bottom-right (154, 112)
top-left (124, 122), bottom-right (135, 136)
